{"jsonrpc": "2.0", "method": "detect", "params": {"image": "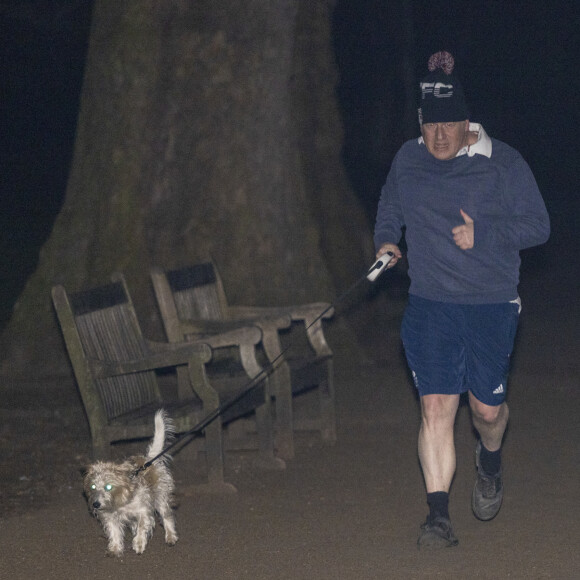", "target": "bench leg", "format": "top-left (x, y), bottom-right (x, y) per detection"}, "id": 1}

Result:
top-left (91, 430), bottom-right (112, 460)
top-left (272, 363), bottom-right (295, 460)
top-left (187, 361), bottom-right (237, 493)
top-left (319, 360), bottom-right (337, 443)
top-left (253, 393), bottom-right (286, 471)
top-left (196, 418), bottom-right (237, 493)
